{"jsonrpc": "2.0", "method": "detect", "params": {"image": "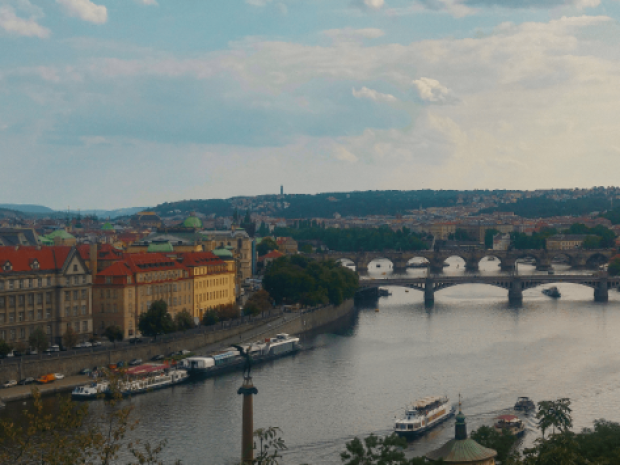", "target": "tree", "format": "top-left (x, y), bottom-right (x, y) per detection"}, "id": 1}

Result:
top-left (0, 339), bottom-right (12, 357)
top-left (28, 327), bottom-right (49, 352)
top-left (174, 309), bottom-right (195, 331)
top-left (537, 398), bottom-right (573, 438)
top-left (104, 325), bottom-right (123, 347)
top-left (300, 243), bottom-right (313, 254)
top-left (63, 326), bottom-right (79, 349)
top-left (258, 237), bottom-right (279, 256)
top-left (340, 433), bottom-right (421, 465)
top-left (471, 425), bottom-right (518, 464)
top-left (608, 258), bottom-right (620, 276)
top-left (485, 228), bottom-right (500, 249)
top-left (243, 289), bottom-right (273, 316)
top-left (202, 310), bottom-right (220, 326)
top-left (214, 303), bottom-right (240, 320)
top-left (138, 300), bottom-right (176, 340)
